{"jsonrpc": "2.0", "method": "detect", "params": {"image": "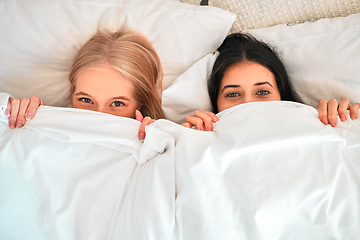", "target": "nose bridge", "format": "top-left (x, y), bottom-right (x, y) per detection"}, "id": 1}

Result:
top-left (243, 93), bottom-right (255, 103)
top-left (96, 105), bottom-right (108, 114)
